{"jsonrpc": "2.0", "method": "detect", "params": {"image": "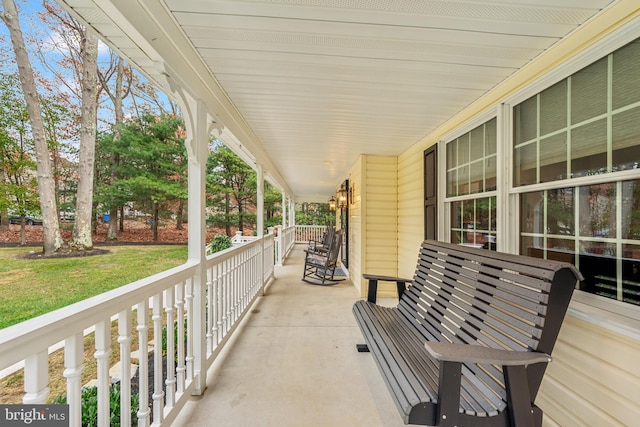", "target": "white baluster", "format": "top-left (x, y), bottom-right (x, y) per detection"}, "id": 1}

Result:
top-left (175, 282), bottom-right (186, 393)
top-left (118, 310), bottom-right (132, 427)
top-left (95, 319), bottom-right (111, 427)
top-left (210, 265), bottom-right (219, 347)
top-left (152, 293), bottom-right (164, 423)
top-left (64, 333), bottom-right (84, 427)
top-left (164, 288), bottom-right (176, 408)
top-left (206, 268), bottom-right (213, 354)
top-left (23, 350), bottom-right (49, 404)
top-left (136, 301), bottom-right (151, 427)
top-left (185, 278), bottom-right (194, 381)
top-left (216, 265), bottom-right (223, 345)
